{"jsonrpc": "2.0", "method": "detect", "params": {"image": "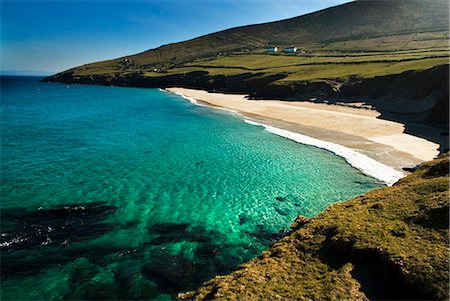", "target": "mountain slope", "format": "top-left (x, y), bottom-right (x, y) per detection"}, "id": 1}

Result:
top-left (46, 0), bottom-right (449, 77)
